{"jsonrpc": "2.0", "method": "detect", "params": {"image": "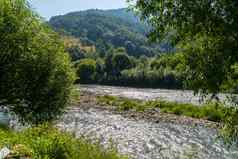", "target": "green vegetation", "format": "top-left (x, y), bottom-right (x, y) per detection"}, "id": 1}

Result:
top-left (62, 35), bottom-right (96, 61)
top-left (0, 0), bottom-right (75, 124)
top-left (132, 0), bottom-right (238, 94)
top-left (75, 58), bottom-right (97, 83)
top-left (112, 53), bottom-right (133, 77)
top-left (120, 53), bottom-right (184, 88)
top-left (220, 108), bottom-right (238, 145)
top-left (0, 125), bottom-right (128, 159)
top-left (97, 95), bottom-right (238, 123)
top-left (73, 49), bottom-right (184, 88)
top-left (49, 8), bottom-right (162, 58)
